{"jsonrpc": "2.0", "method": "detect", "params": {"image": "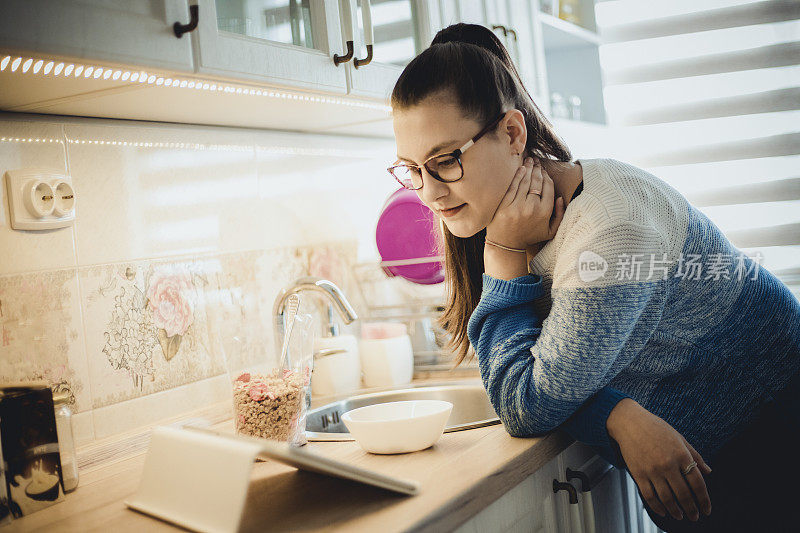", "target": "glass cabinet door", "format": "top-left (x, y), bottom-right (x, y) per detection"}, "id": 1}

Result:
top-left (195, 0), bottom-right (349, 93)
top-left (347, 0), bottom-right (437, 99)
top-left (355, 0), bottom-right (420, 67)
top-left (214, 0), bottom-right (316, 48)
top-left (0, 0), bottom-right (194, 71)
